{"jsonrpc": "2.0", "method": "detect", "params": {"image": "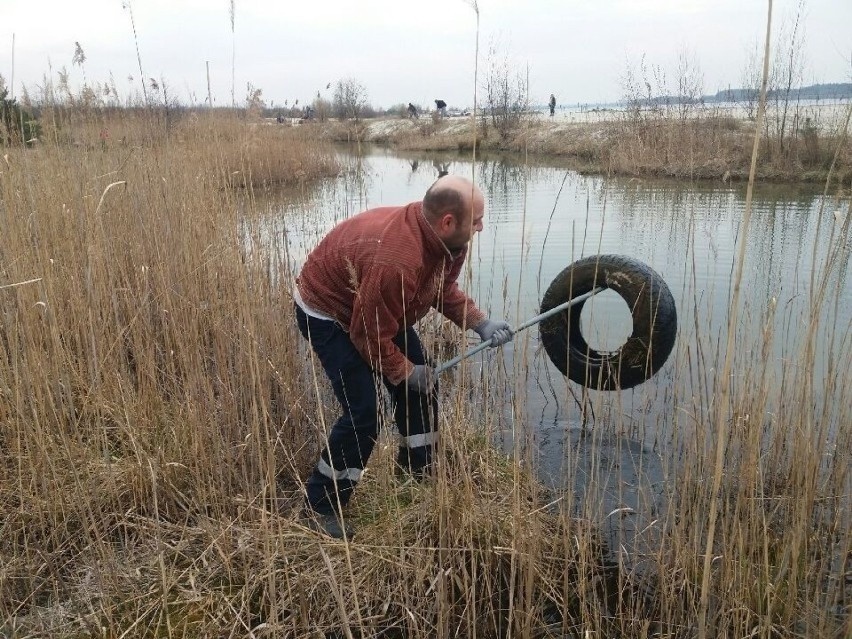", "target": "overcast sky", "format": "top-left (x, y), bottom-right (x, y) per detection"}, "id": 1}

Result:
top-left (2, 1), bottom-right (850, 110)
